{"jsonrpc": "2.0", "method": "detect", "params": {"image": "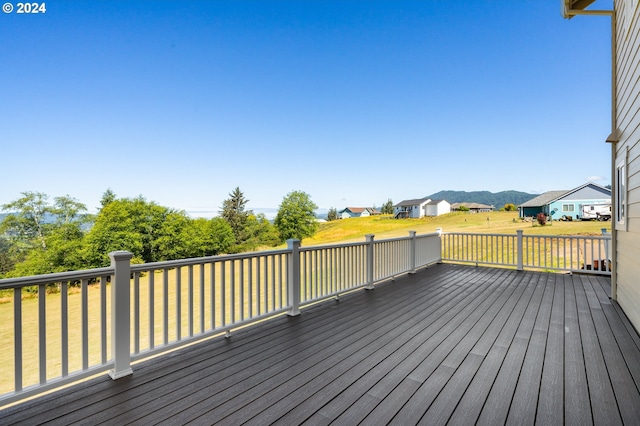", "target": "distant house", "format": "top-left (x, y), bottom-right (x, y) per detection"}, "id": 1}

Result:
top-left (394, 198), bottom-right (450, 218)
top-left (337, 207), bottom-right (381, 219)
top-left (518, 183), bottom-right (611, 221)
top-left (450, 202), bottom-right (494, 213)
top-left (425, 199), bottom-right (451, 216)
